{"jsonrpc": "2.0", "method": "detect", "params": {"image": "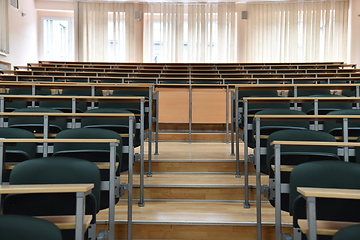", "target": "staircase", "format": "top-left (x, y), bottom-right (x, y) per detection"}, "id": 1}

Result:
top-left (157, 123), bottom-right (231, 142)
top-left (96, 141), bottom-right (293, 240)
